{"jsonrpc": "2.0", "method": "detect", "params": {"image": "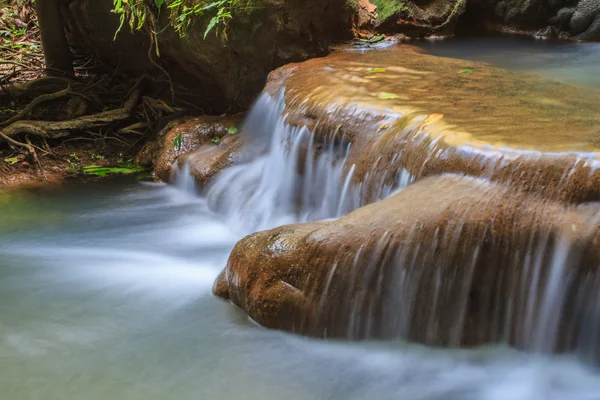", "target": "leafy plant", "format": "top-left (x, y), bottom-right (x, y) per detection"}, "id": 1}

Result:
top-left (173, 133), bottom-right (183, 150)
top-left (366, 67), bottom-right (386, 74)
top-left (378, 92), bottom-right (399, 100)
top-left (112, 0), bottom-right (263, 40)
top-left (82, 165), bottom-right (146, 177)
top-left (212, 123), bottom-right (240, 144)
